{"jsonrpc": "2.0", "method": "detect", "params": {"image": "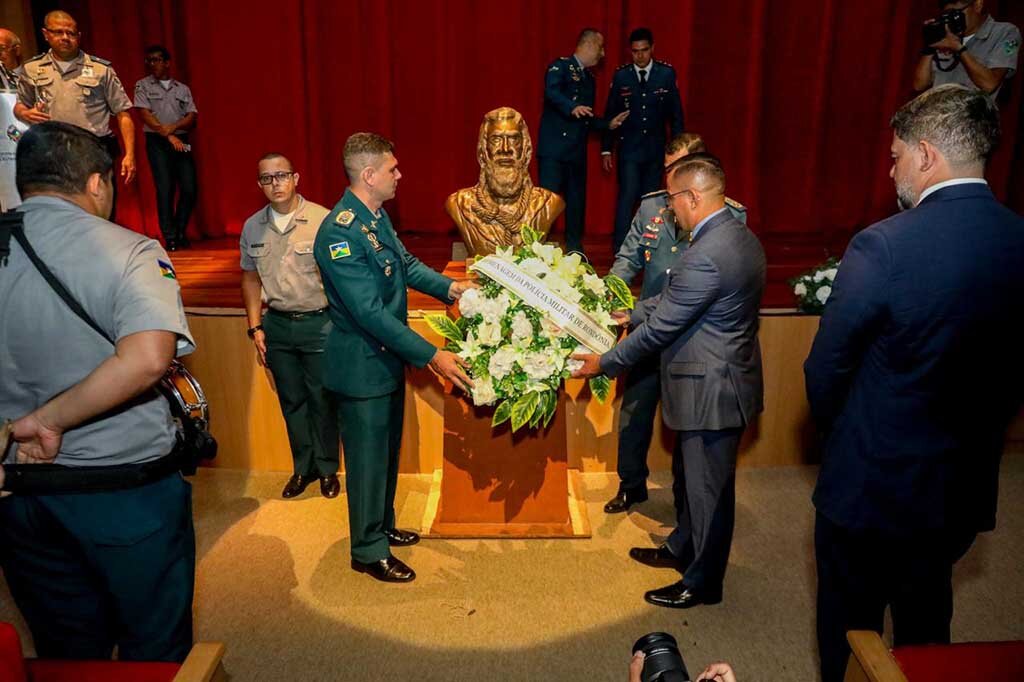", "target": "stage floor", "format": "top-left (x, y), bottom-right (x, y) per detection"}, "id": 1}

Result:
top-left (169, 235), bottom-right (799, 309)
